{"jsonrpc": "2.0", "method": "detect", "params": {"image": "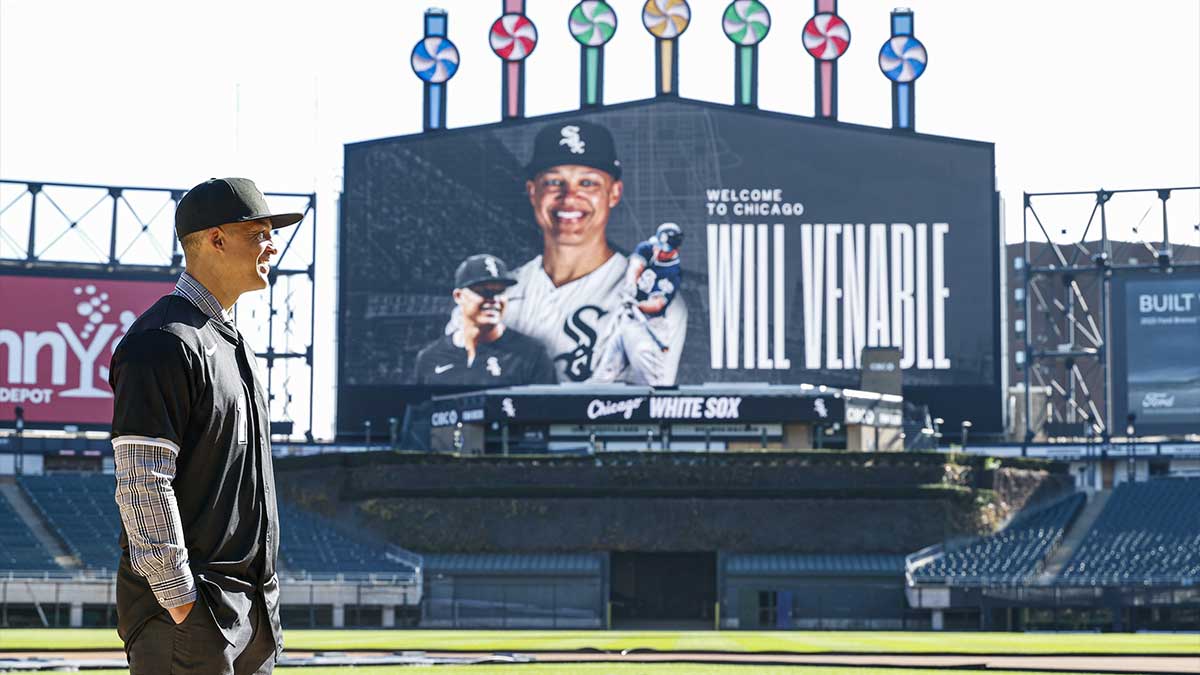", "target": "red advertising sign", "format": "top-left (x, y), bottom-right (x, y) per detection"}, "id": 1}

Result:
top-left (1, 275), bottom-right (175, 426)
